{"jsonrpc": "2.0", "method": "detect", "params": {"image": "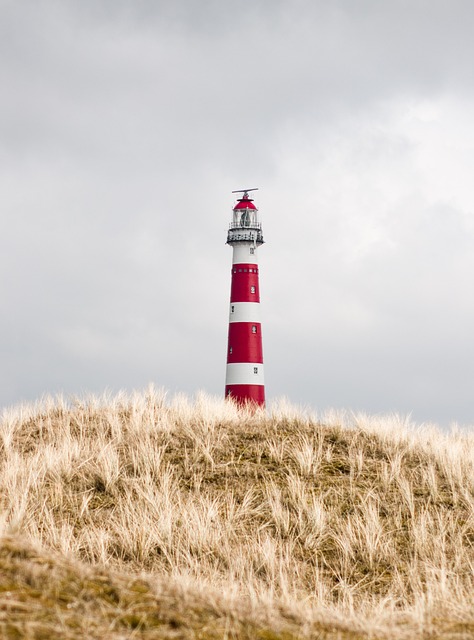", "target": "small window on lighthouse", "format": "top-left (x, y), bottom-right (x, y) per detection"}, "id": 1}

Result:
top-left (250, 286), bottom-right (256, 294)
top-left (250, 247), bottom-right (255, 255)
top-left (254, 367), bottom-right (258, 374)
top-left (231, 305), bottom-right (234, 313)
top-left (229, 347), bottom-right (233, 354)
top-left (252, 325), bottom-right (257, 333)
